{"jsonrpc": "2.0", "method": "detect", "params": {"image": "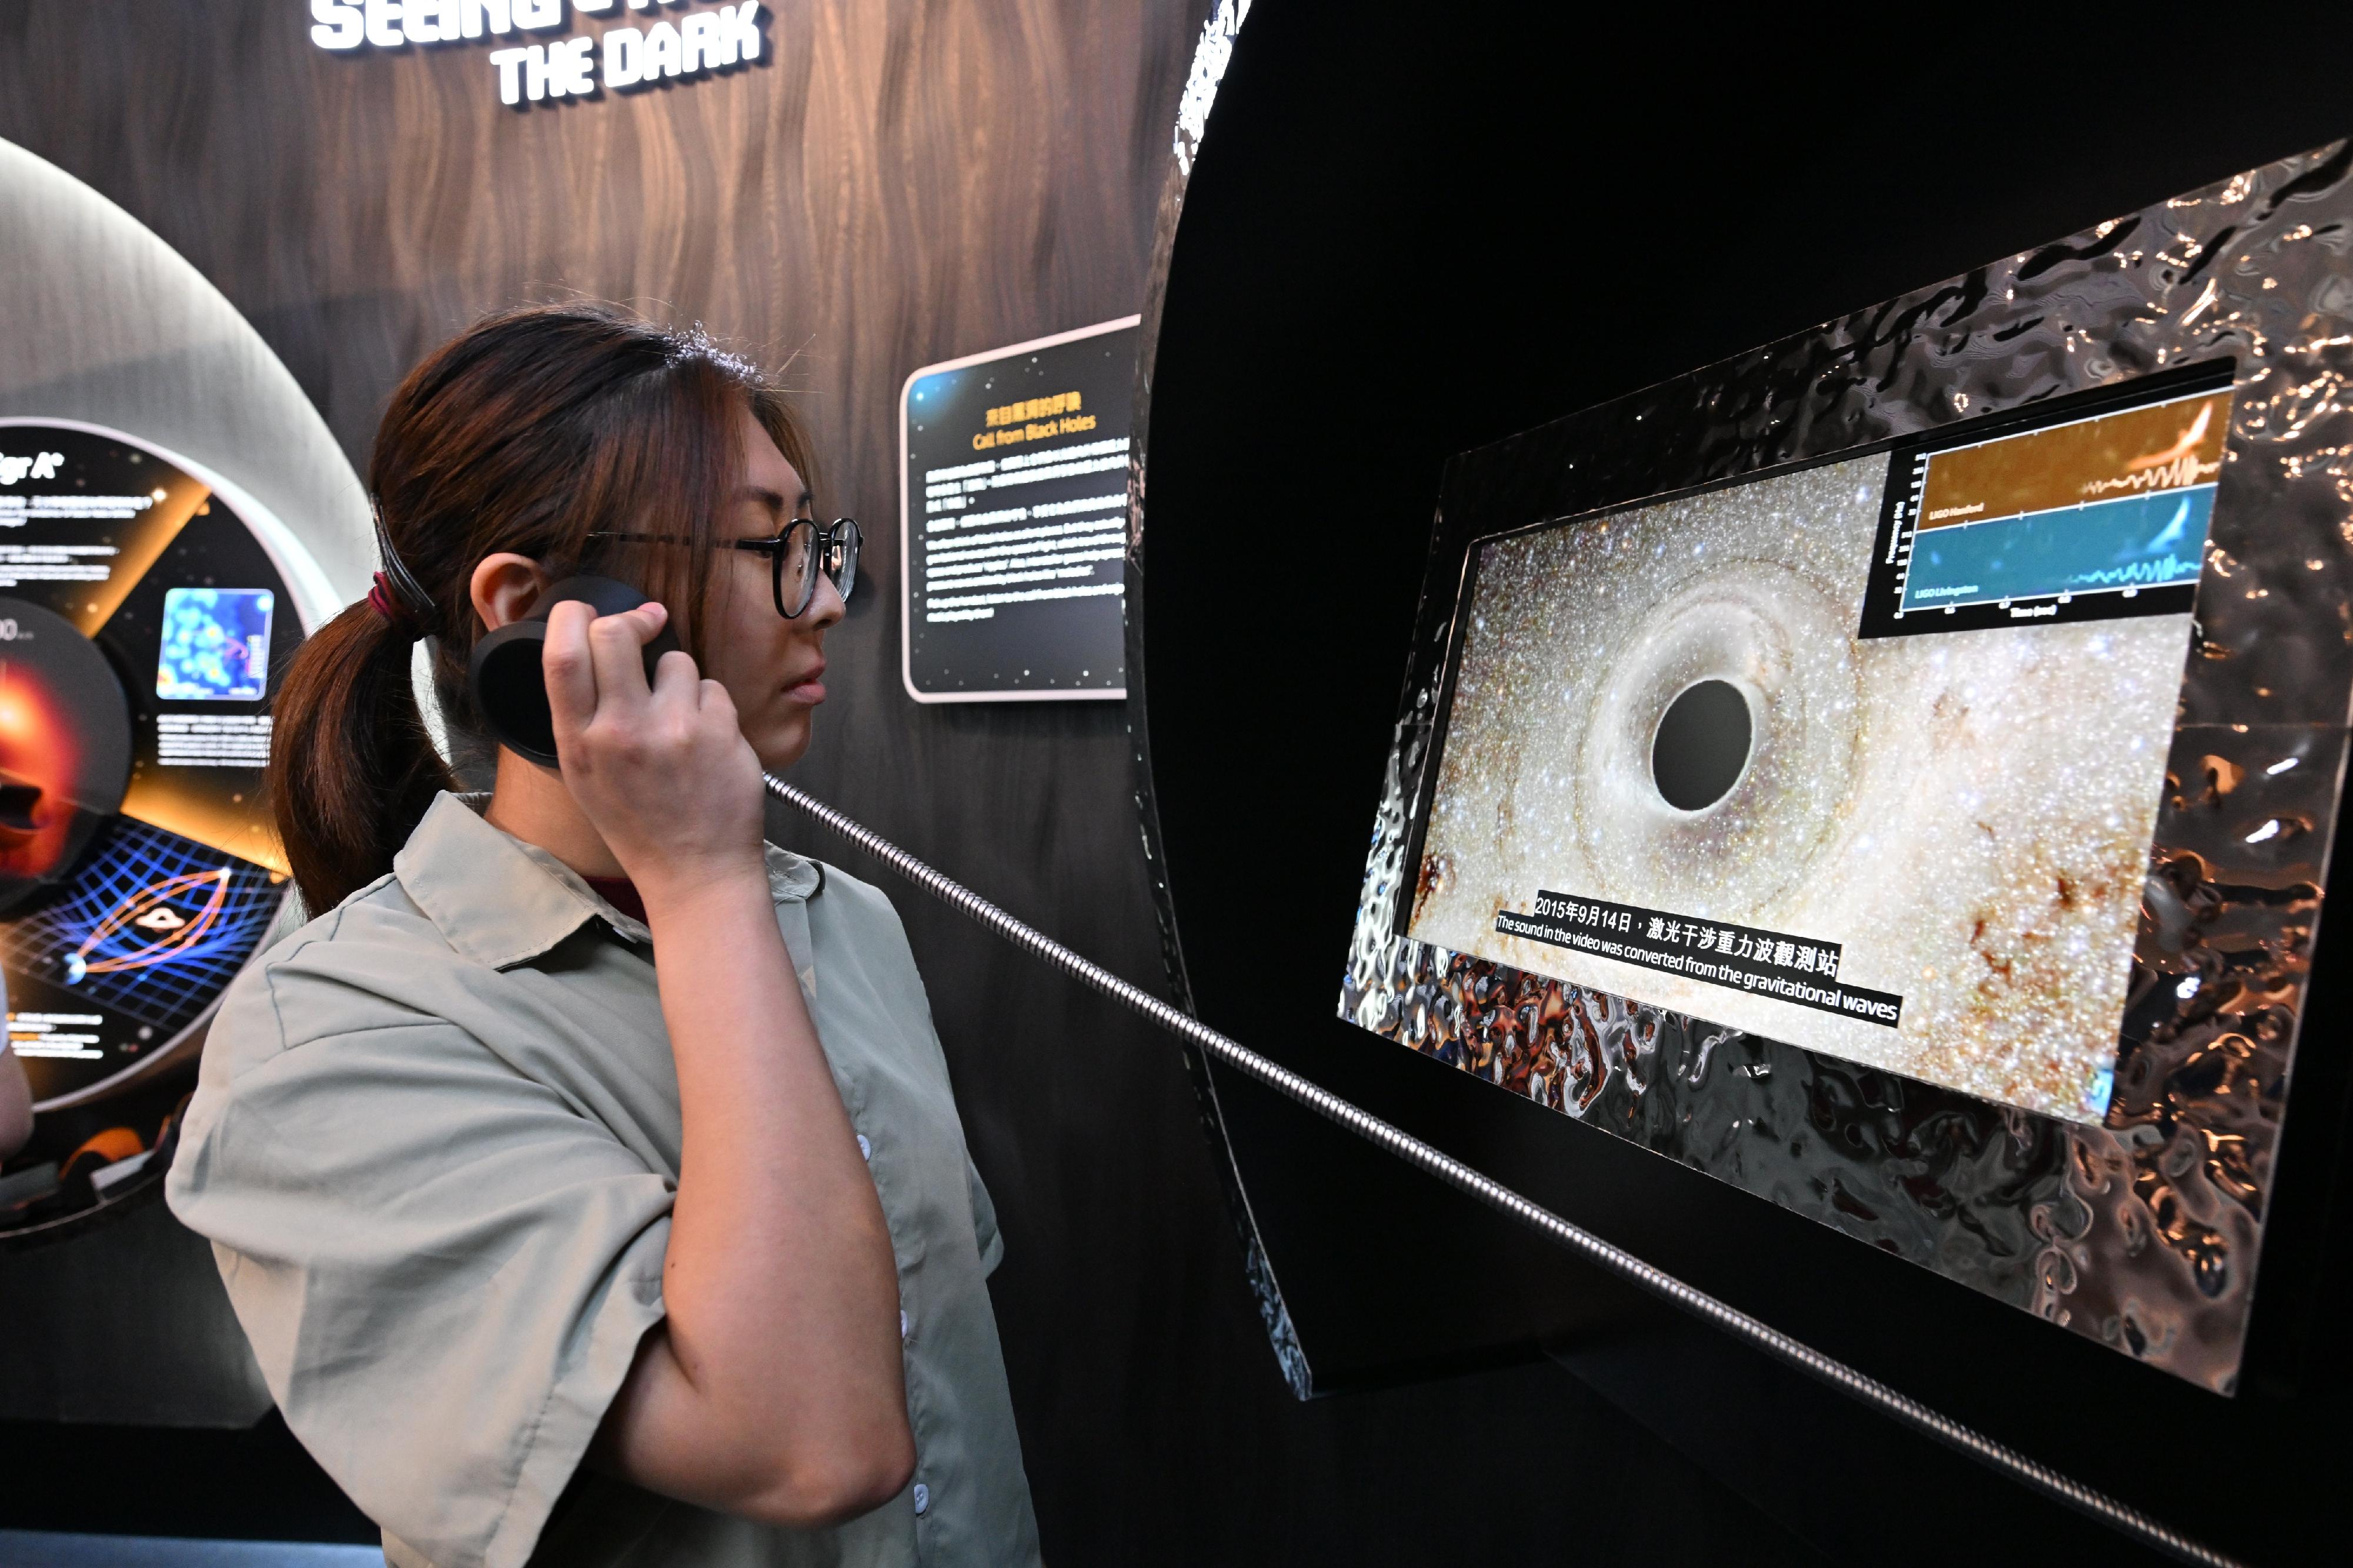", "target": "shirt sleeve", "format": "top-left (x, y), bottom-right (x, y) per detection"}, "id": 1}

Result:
top-left (166, 950), bottom-right (674, 1568)
top-left (965, 1152), bottom-right (1004, 1278)
top-left (816, 863), bottom-right (1006, 1284)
